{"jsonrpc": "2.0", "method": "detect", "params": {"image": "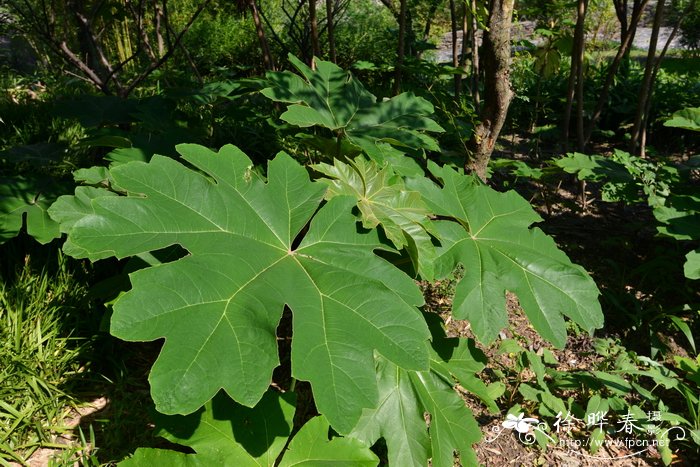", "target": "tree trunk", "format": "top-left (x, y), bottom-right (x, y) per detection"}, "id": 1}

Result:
top-left (575, 0), bottom-right (589, 151)
top-left (615, 0), bottom-right (645, 59)
top-left (309, 0), bottom-right (321, 66)
top-left (466, 0), bottom-right (514, 180)
top-left (469, 0), bottom-right (480, 106)
top-left (250, 0), bottom-right (275, 71)
top-left (562, 0), bottom-right (588, 150)
top-left (584, 0), bottom-right (650, 146)
top-left (639, 0), bottom-right (696, 155)
top-left (450, 0), bottom-right (461, 98)
top-left (326, 0), bottom-right (336, 62)
top-left (630, 0), bottom-right (665, 154)
top-left (460, 3), bottom-right (469, 91)
top-left (393, 0), bottom-right (408, 94)
top-left (419, 0), bottom-right (440, 59)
